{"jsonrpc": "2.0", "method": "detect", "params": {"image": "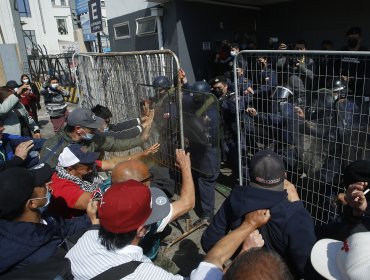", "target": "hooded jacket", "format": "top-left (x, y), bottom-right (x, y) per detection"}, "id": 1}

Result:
top-left (0, 215), bottom-right (90, 274)
top-left (201, 186), bottom-right (316, 278)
